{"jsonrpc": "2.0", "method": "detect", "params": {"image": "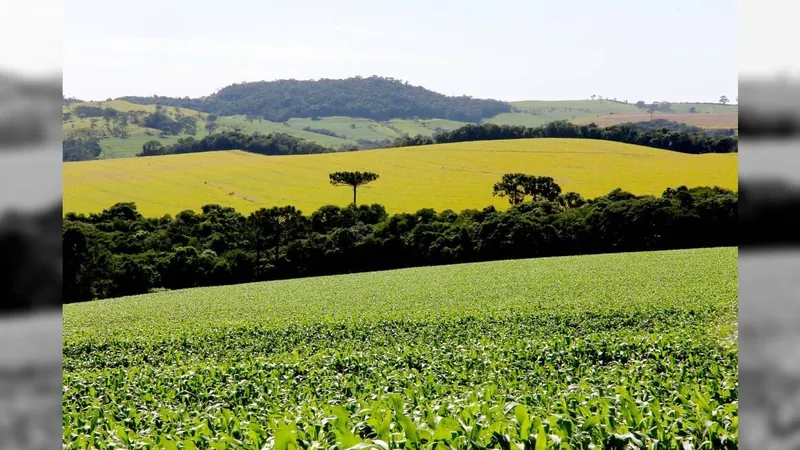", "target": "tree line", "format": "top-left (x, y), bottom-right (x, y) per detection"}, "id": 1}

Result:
top-left (137, 130), bottom-right (333, 157)
top-left (129, 118), bottom-right (737, 161)
top-left (628, 118), bottom-right (736, 137)
top-left (118, 76), bottom-right (513, 122)
top-left (390, 121), bottom-right (738, 154)
top-left (63, 180), bottom-right (737, 303)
